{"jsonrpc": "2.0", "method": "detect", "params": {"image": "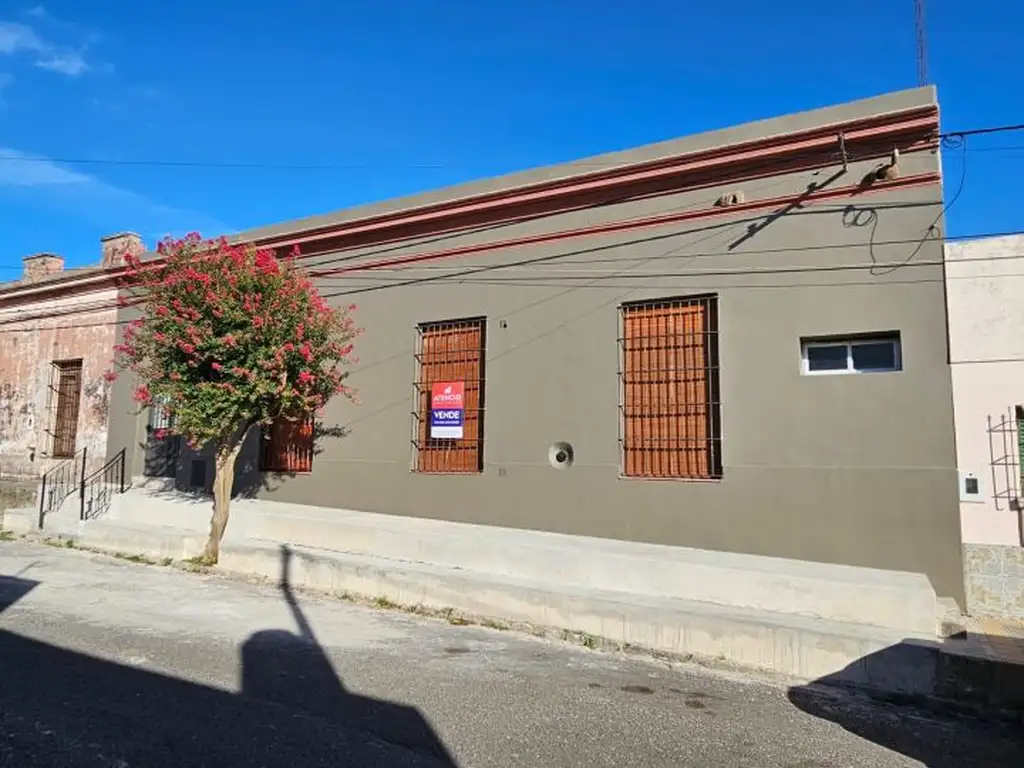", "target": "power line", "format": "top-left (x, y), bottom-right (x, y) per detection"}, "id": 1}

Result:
top-left (0, 151), bottom-right (866, 274)
top-left (3, 246), bottom-right (1024, 334)
top-left (0, 145), bottom-right (1011, 330)
top-left (944, 124), bottom-right (1024, 139)
top-left (0, 122), bottom-right (1020, 173)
